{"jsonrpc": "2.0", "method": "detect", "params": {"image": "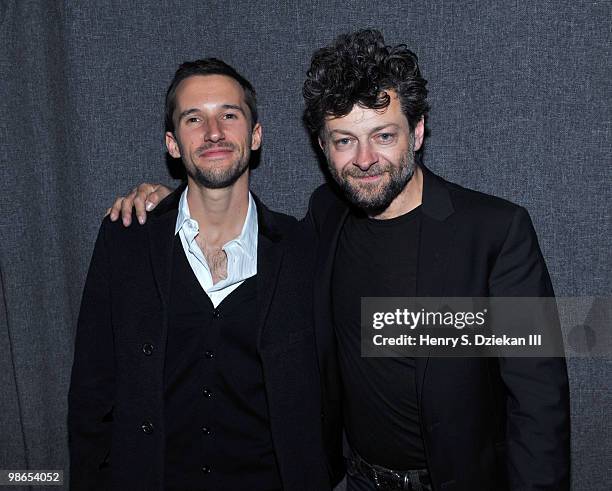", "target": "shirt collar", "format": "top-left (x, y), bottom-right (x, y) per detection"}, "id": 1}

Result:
top-left (174, 186), bottom-right (258, 261)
